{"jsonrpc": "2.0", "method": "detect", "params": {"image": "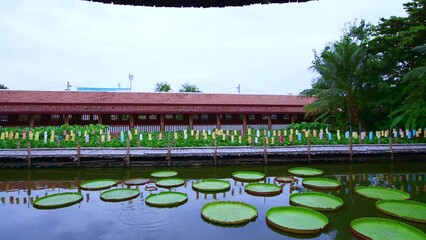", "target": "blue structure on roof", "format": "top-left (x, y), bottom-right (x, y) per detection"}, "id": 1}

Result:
top-left (76, 87), bottom-right (131, 92)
